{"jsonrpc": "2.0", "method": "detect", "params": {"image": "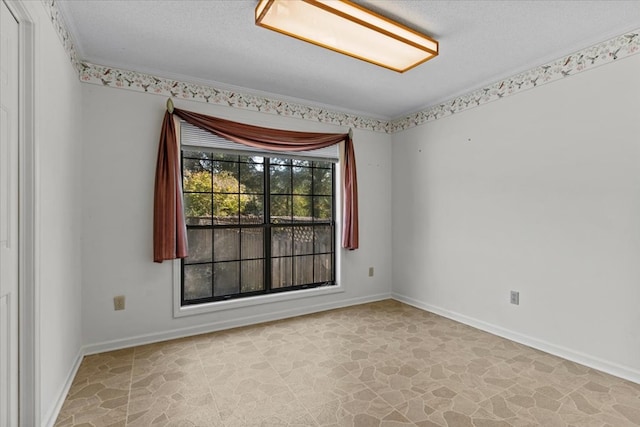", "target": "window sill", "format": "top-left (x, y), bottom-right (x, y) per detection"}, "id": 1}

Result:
top-left (172, 260), bottom-right (344, 318)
